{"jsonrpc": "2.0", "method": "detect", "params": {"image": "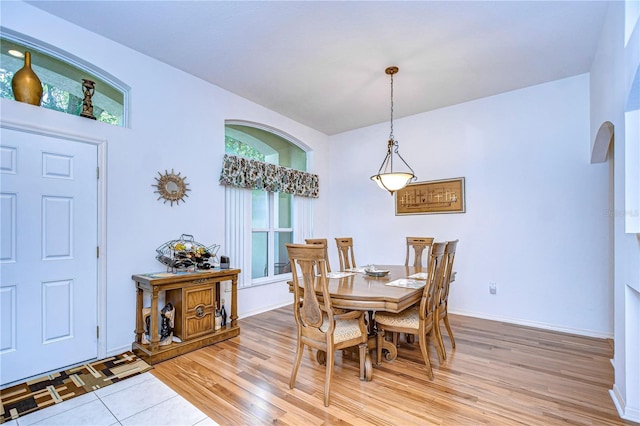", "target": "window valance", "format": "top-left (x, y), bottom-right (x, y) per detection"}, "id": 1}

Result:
top-left (219, 154), bottom-right (319, 198)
